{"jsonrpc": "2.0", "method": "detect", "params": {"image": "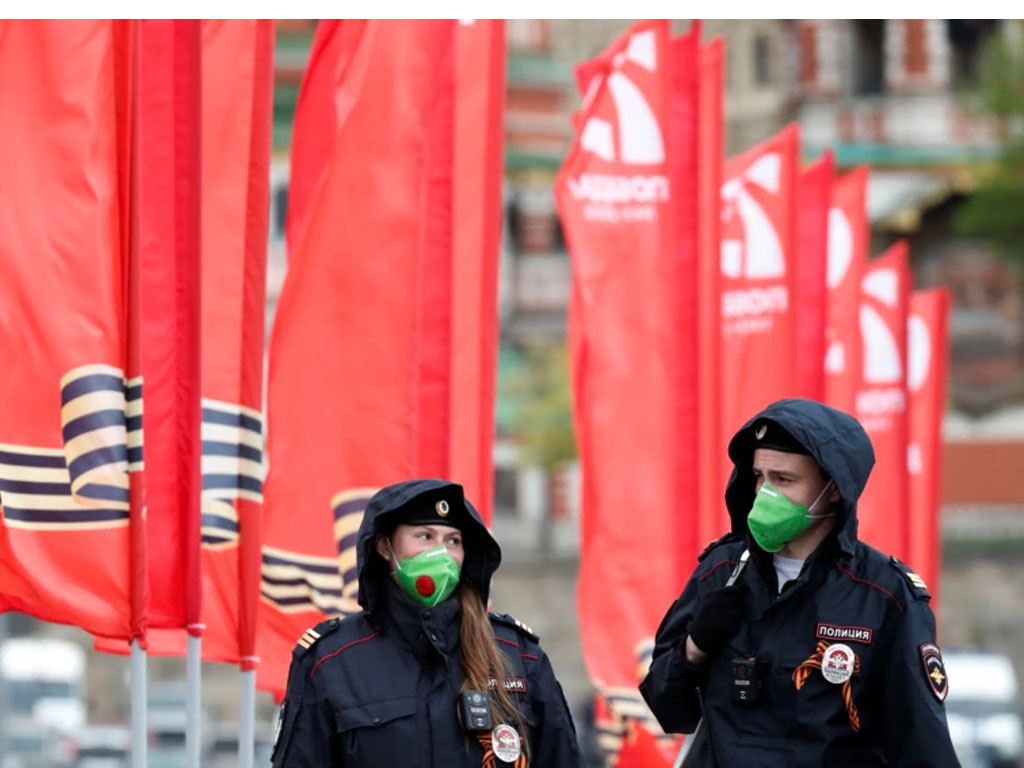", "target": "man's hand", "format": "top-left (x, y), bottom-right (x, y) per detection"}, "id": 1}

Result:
top-left (685, 585), bottom-right (746, 662)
